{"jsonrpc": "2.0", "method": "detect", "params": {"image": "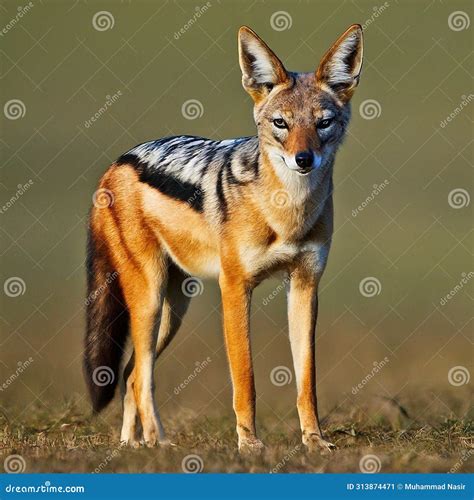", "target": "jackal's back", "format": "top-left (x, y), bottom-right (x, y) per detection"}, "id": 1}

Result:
top-left (116, 135), bottom-right (260, 218)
